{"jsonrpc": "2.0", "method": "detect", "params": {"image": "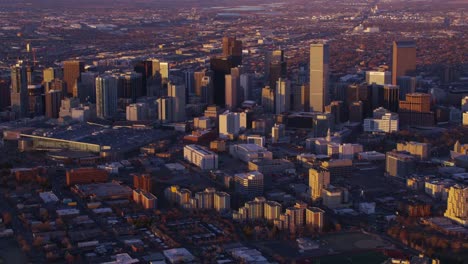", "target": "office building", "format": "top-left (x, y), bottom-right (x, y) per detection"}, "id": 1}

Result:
top-left (200, 75), bottom-right (214, 104)
top-left (320, 159), bottom-right (353, 178)
top-left (309, 43), bottom-right (329, 112)
top-left (392, 41), bottom-right (416, 85)
top-left (225, 67), bottom-right (241, 110)
top-left (462, 96), bottom-right (468, 112)
top-left (222, 36), bottom-right (242, 66)
top-left (246, 135), bottom-right (265, 147)
top-left (261, 86), bottom-right (275, 113)
top-left (230, 144), bottom-right (273, 163)
top-left (399, 93), bottom-right (434, 127)
top-left (45, 90), bottom-right (62, 118)
top-left (126, 103), bottom-right (150, 121)
top-left (10, 64), bottom-right (29, 118)
top-left (366, 71), bottom-right (391, 86)
top-left (117, 72), bottom-right (143, 102)
top-left (210, 57), bottom-right (234, 106)
top-left (27, 84), bottom-right (44, 117)
top-left (194, 70), bottom-right (207, 97)
top-left (397, 76), bottom-right (418, 99)
top-left (322, 185), bottom-right (349, 209)
top-left (444, 185), bottom-right (468, 227)
top-left (301, 84), bottom-right (310, 111)
top-left (264, 201), bottom-right (282, 221)
top-left (383, 85), bottom-right (400, 112)
top-left (168, 82), bottom-right (186, 122)
top-left (59, 97), bottom-right (80, 118)
top-left (396, 141), bottom-right (430, 160)
top-left (157, 97), bottom-right (174, 123)
top-left (309, 168), bottom-right (330, 201)
top-left (234, 171), bottom-right (264, 198)
top-left (95, 75), bottom-right (118, 119)
top-left (219, 111), bottom-right (242, 137)
top-left (349, 101), bottom-right (364, 122)
top-left (0, 81), bottom-right (10, 111)
top-left (463, 112), bottom-right (468, 126)
top-left (240, 73), bottom-right (253, 101)
top-left (275, 78), bottom-right (290, 114)
top-left (267, 49), bottom-right (287, 89)
top-left (325, 101), bottom-right (346, 124)
top-left (248, 159), bottom-right (294, 175)
top-left (385, 151), bottom-right (416, 178)
top-left (183, 144), bottom-right (218, 170)
top-left (363, 108), bottom-right (399, 133)
top-left (306, 207), bottom-right (325, 231)
top-left (272, 123), bottom-right (286, 143)
top-left (339, 144), bottom-right (364, 159)
top-left (43, 67), bottom-right (60, 83)
top-left (78, 72), bottom-right (98, 103)
top-left (63, 60), bottom-right (84, 96)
